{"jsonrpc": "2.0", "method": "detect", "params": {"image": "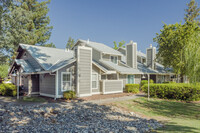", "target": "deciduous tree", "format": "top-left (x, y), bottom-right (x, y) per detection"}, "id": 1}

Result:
top-left (184, 0), bottom-right (200, 24)
top-left (113, 40), bottom-right (125, 50)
